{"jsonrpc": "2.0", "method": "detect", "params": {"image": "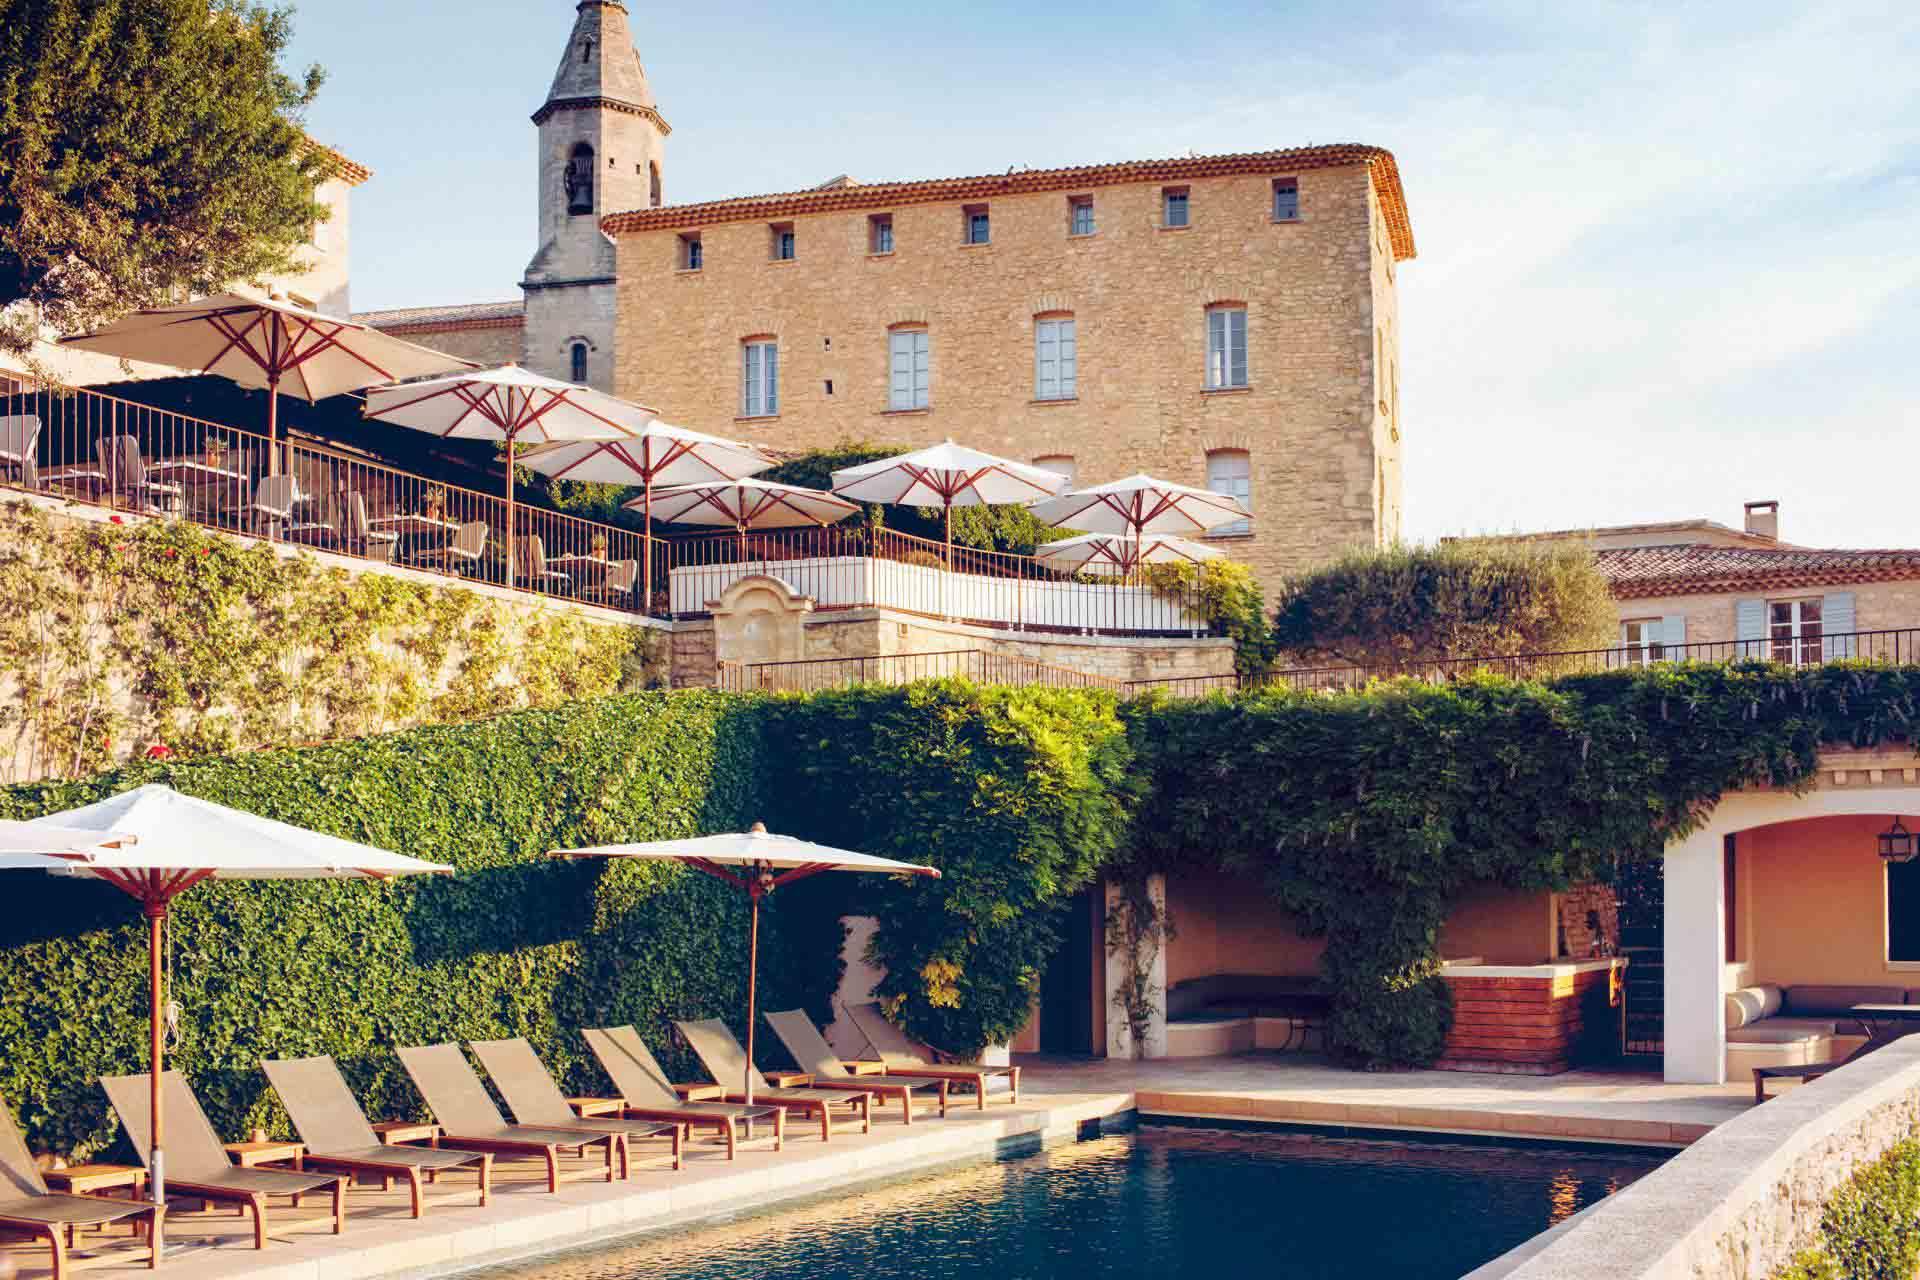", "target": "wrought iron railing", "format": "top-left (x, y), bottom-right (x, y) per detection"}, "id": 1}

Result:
top-left (715, 648), bottom-right (1130, 693)
top-left (0, 375), bottom-right (1212, 634)
top-left (1124, 627), bottom-right (1920, 697)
